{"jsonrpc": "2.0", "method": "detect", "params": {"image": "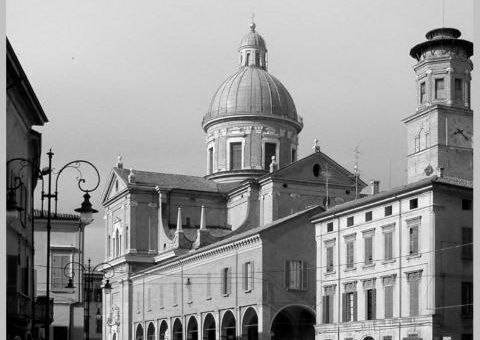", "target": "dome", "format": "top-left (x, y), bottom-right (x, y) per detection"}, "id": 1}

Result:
top-left (203, 67), bottom-right (301, 131)
top-left (239, 23), bottom-right (266, 51)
